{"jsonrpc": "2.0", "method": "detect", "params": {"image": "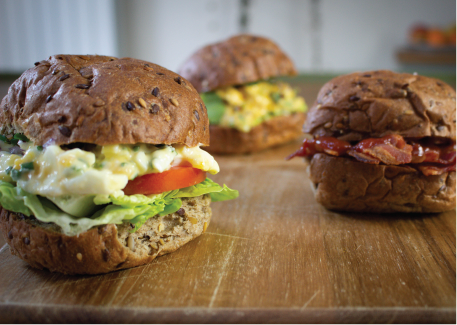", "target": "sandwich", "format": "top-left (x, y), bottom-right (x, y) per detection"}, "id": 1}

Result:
top-left (287, 70), bottom-right (455, 213)
top-left (179, 34), bottom-right (307, 154)
top-left (0, 55), bottom-right (238, 274)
